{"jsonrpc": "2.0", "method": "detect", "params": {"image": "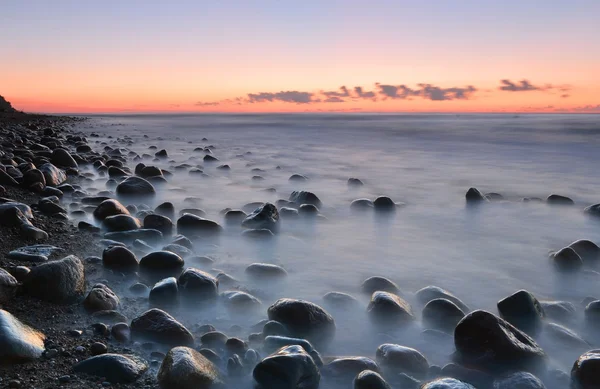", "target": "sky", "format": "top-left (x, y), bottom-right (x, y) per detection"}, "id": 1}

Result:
top-left (1, 0), bottom-right (599, 113)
